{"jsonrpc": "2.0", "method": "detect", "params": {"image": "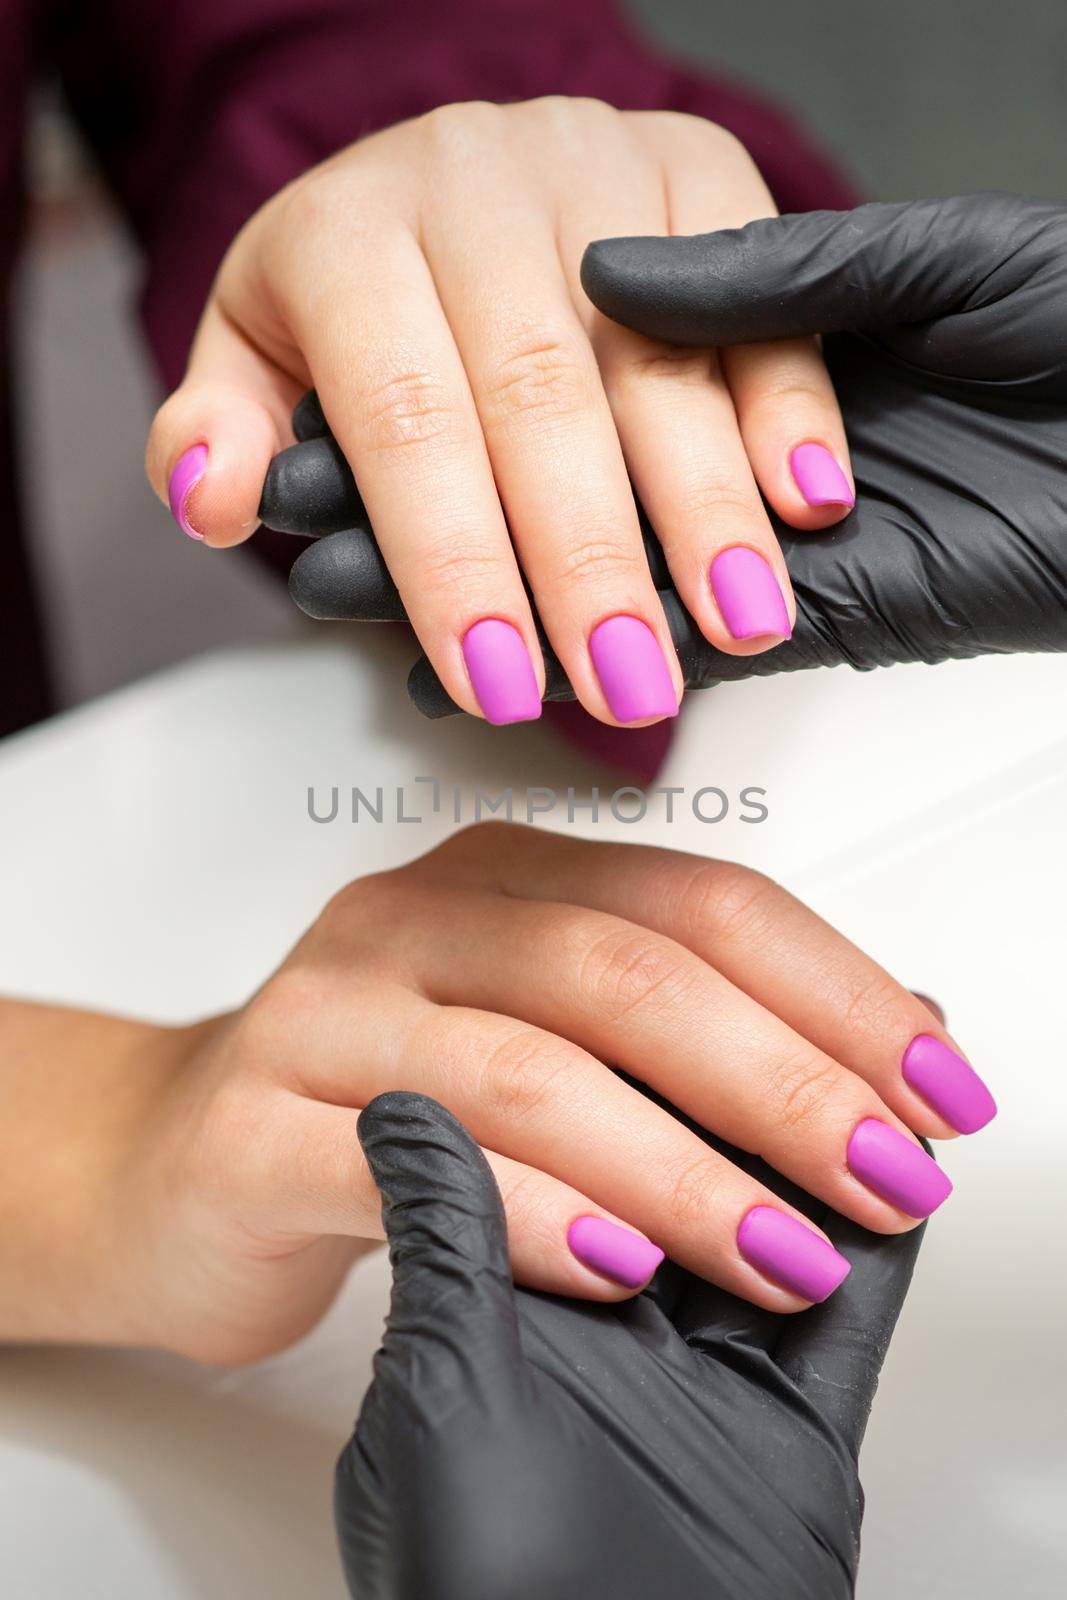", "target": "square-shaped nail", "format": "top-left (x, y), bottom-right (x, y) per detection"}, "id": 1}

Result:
top-left (847, 1119), bottom-right (952, 1218)
top-left (167, 443), bottom-right (208, 540)
top-left (790, 443), bottom-right (854, 508)
top-left (710, 547), bottom-right (791, 640)
top-left (567, 1216), bottom-right (665, 1288)
top-left (462, 619), bottom-right (542, 725)
top-left (902, 1034), bottom-right (996, 1134)
top-left (588, 615), bottom-right (678, 723)
top-left (737, 1206), bottom-right (850, 1302)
